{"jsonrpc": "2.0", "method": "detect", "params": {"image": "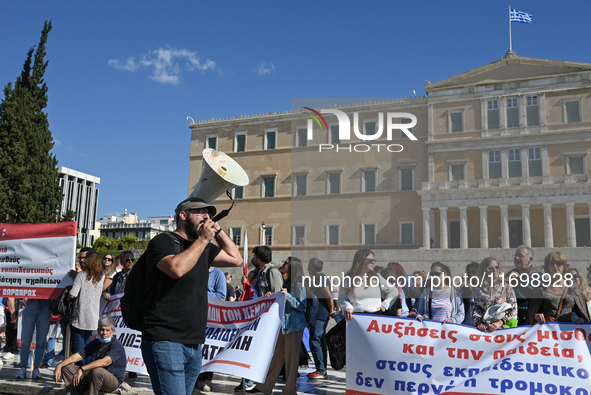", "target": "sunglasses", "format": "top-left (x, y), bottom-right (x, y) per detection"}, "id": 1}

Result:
top-left (103, 257), bottom-right (113, 262)
top-left (572, 274), bottom-right (580, 279)
top-left (549, 261), bottom-right (564, 267)
top-left (125, 258), bottom-right (134, 263)
top-left (487, 266), bottom-right (501, 272)
top-left (364, 259), bottom-right (377, 264)
top-left (430, 271), bottom-right (443, 276)
top-left (186, 208), bottom-right (209, 215)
